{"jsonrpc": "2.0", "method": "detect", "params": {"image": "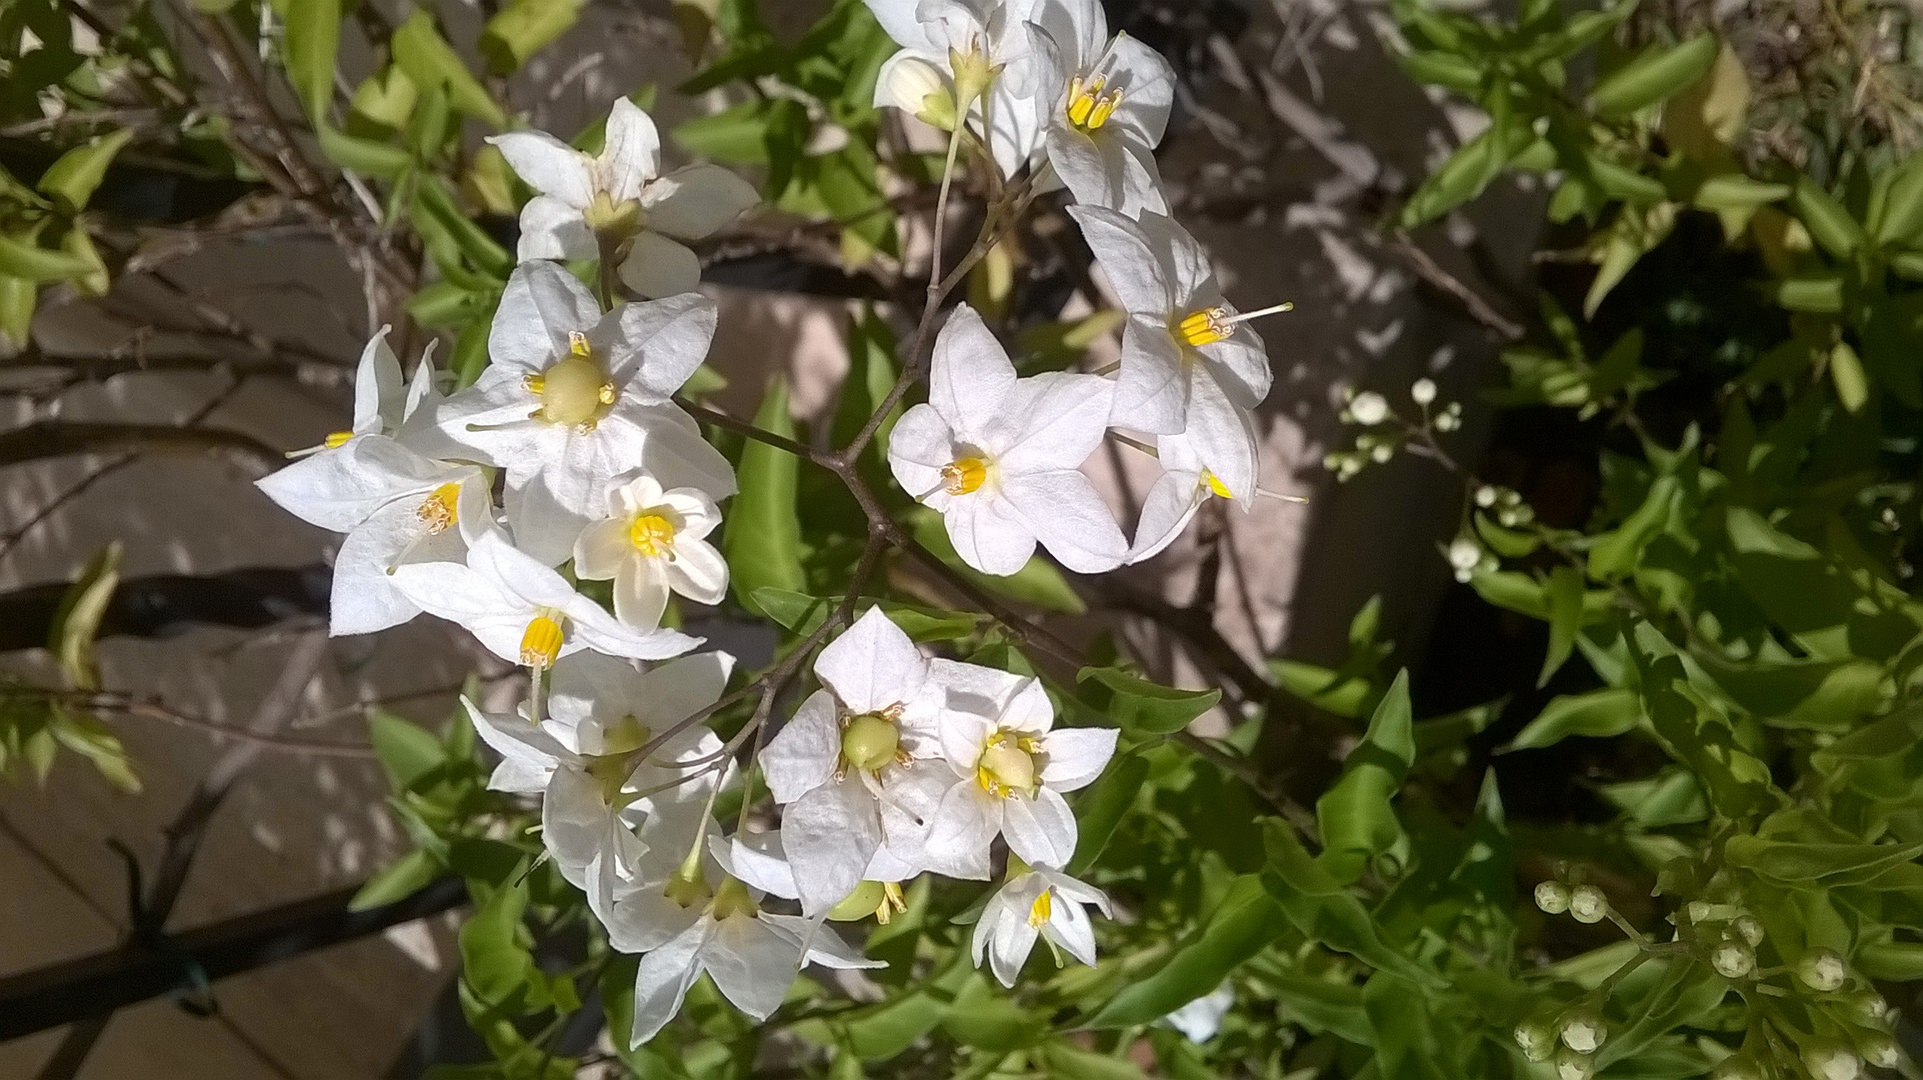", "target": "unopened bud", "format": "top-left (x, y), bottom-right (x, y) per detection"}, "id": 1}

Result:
top-left (1535, 880), bottom-right (1571, 915)
top-left (1556, 1046), bottom-right (1596, 1080)
top-left (1349, 391), bottom-right (1389, 426)
top-left (1797, 948), bottom-right (1849, 993)
top-left (1845, 990), bottom-right (1888, 1023)
top-left (1712, 1056), bottom-right (1761, 1080)
top-left (1411, 378), bottom-right (1438, 405)
top-left (1514, 1020), bottom-right (1555, 1062)
top-left (1560, 1014), bottom-right (1606, 1054)
top-left (1803, 1044), bottom-right (1863, 1080)
top-left (1859, 1036), bottom-right (1899, 1070)
top-left (1476, 485), bottom-right (1499, 507)
top-left (1568, 885), bottom-right (1608, 924)
top-left (1732, 914), bottom-right (1764, 947)
top-left (1711, 941), bottom-right (1755, 979)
